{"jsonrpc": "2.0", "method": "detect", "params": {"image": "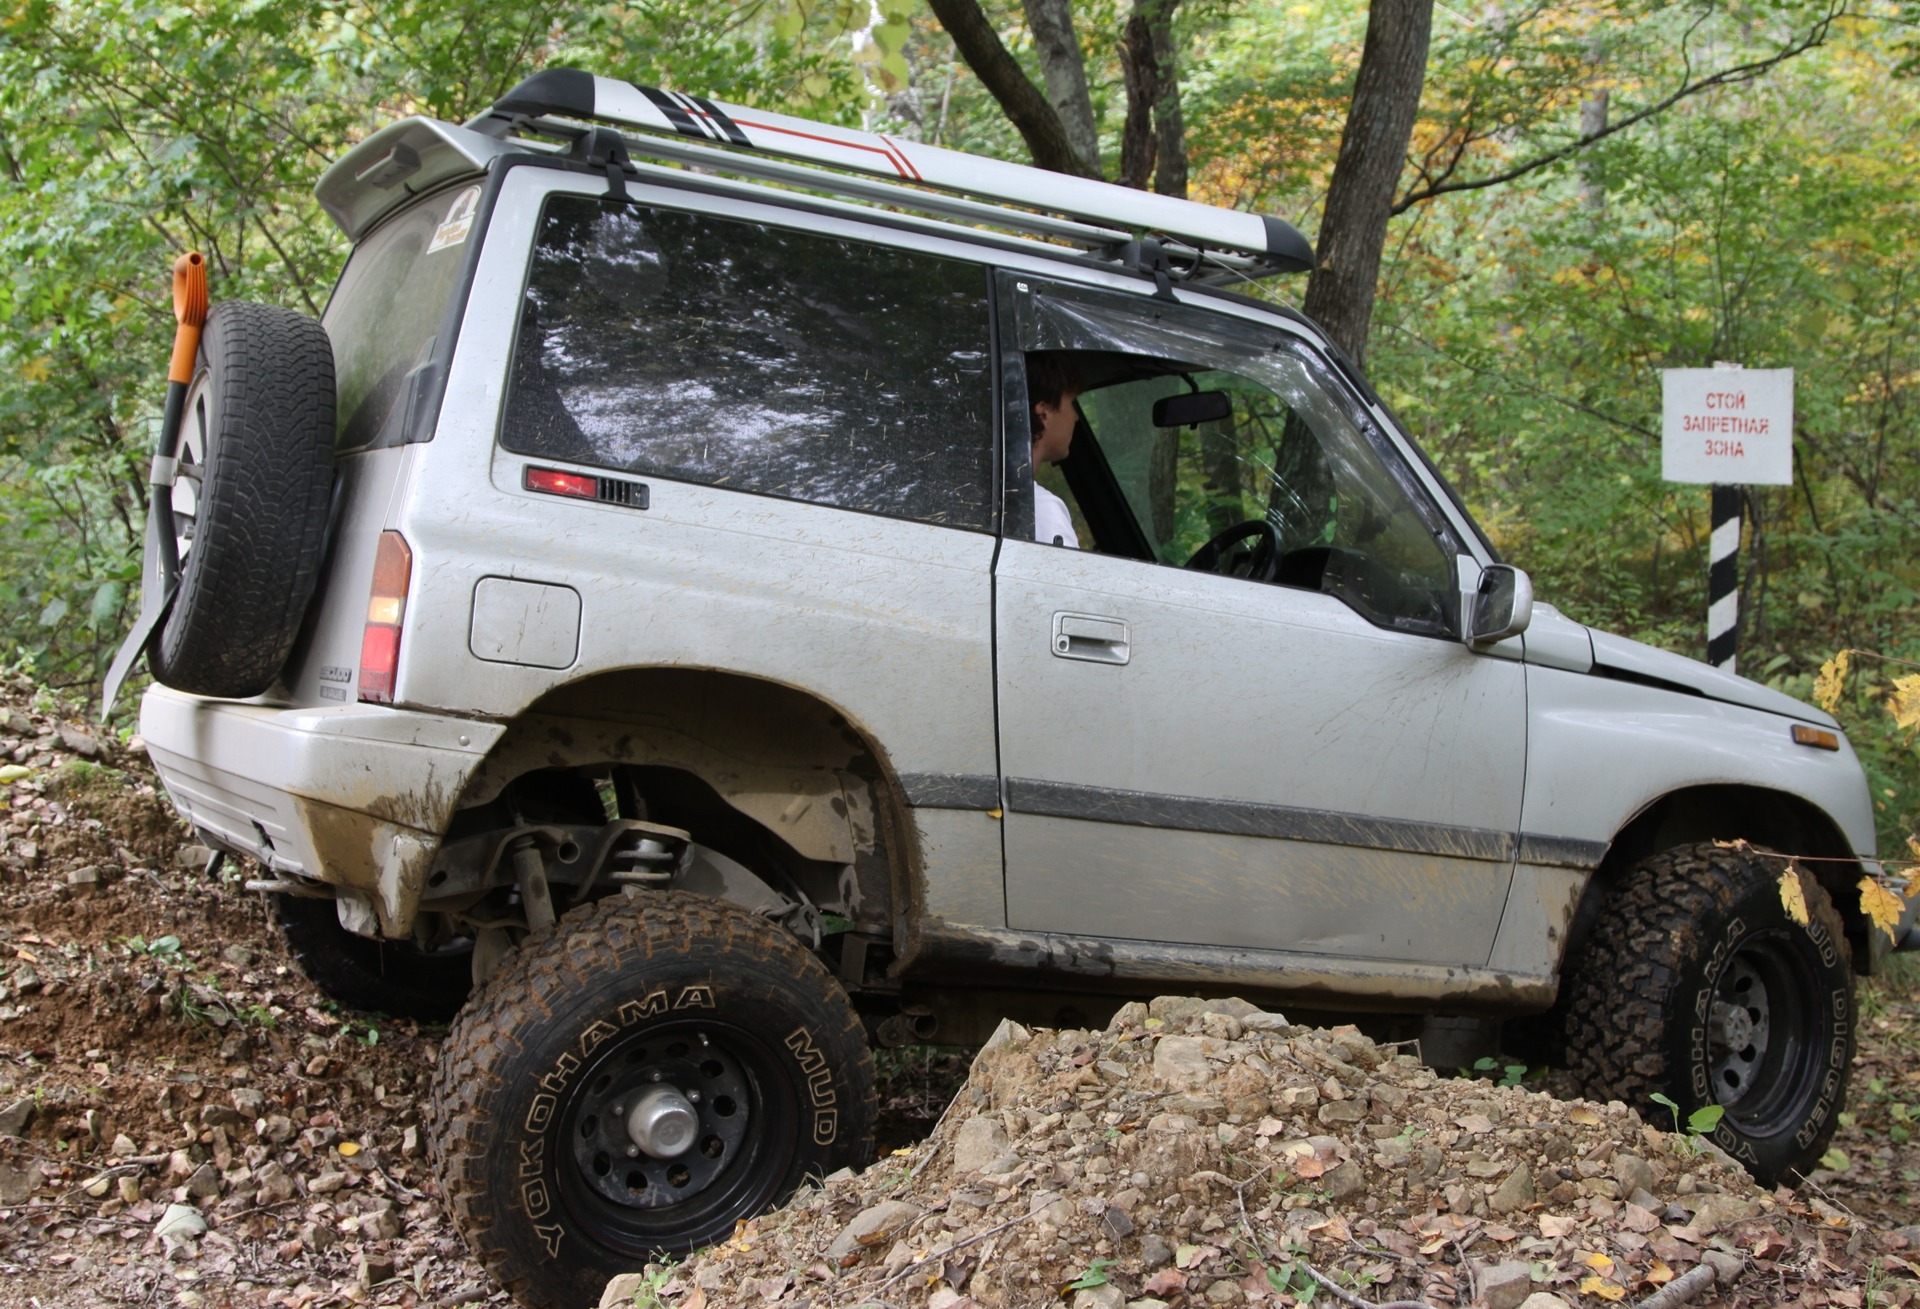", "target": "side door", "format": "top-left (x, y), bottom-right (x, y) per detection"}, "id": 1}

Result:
top-left (993, 275), bottom-right (1526, 967)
